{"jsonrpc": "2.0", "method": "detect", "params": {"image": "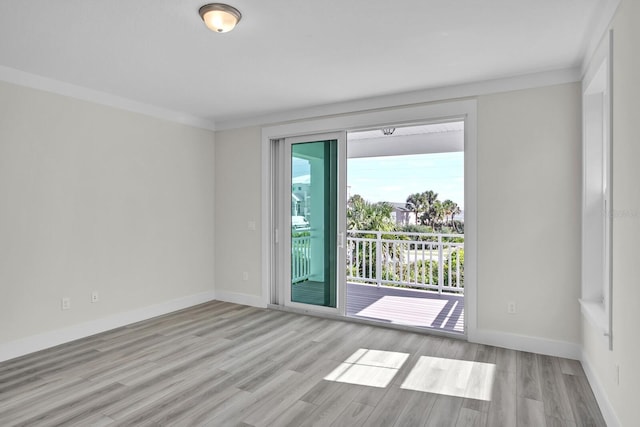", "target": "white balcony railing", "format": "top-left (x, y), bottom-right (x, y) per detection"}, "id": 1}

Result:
top-left (290, 230), bottom-right (464, 293)
top-left (347, 230), bottom-right (464, 294)
top-left (292, 234), bottom-right (312, 283)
